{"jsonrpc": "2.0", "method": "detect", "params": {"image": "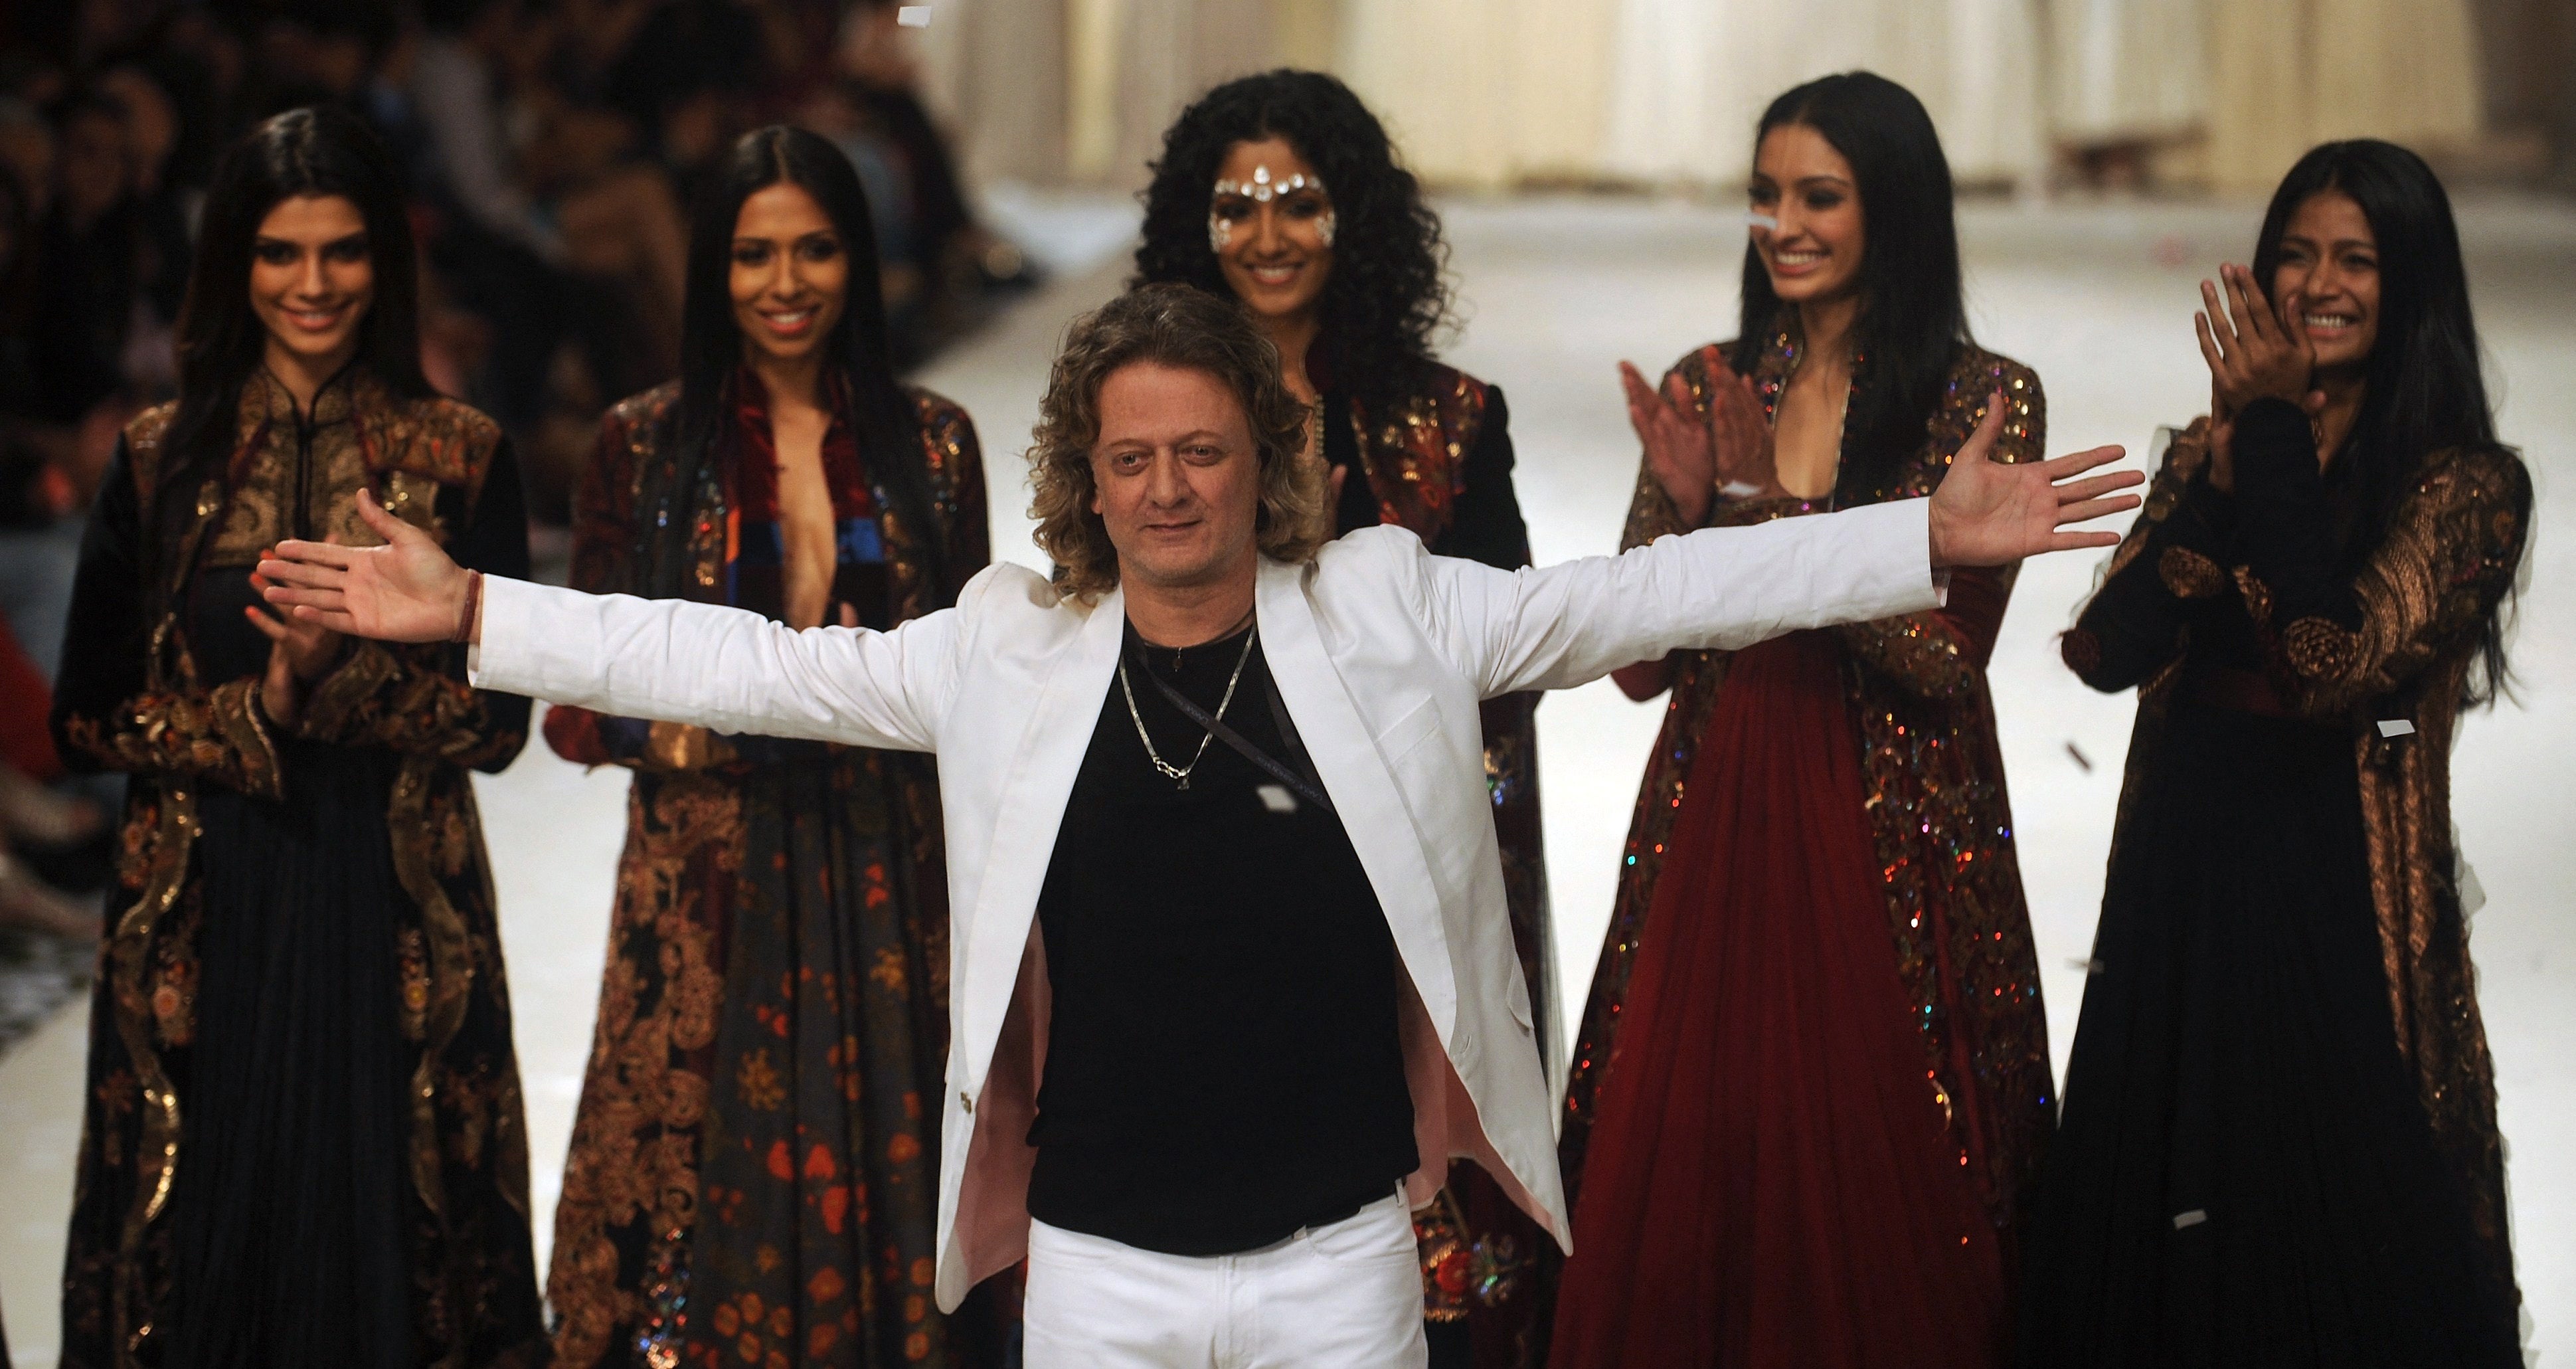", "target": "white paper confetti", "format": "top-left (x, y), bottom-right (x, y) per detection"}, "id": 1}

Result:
top-left (2376, 718), bottom-right (2415, 737)
top-left (2066, 957), bottom-right (2104, 974)
top-left (1718, 480), bottom-right (1766, 500)
top-left (1256, 784), bottom-right (1298, 814)
top-left (896, 5), bottom-right (931, 25)
top-left (2172, 1209), bottom-right (2207, 1230)
top-left (1747, 212), bottom-right (1780, 232)
top-left (2065, 741), bottom-right (2093, 773)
